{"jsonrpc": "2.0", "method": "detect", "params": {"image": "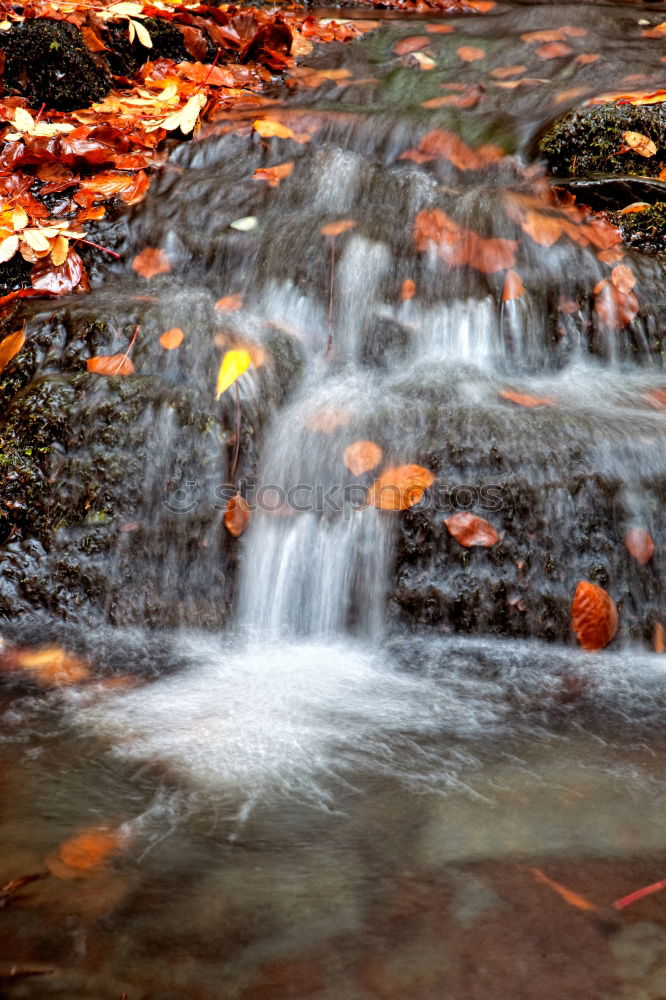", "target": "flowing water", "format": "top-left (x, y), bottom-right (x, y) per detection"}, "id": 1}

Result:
top-left (2, 1), bottom-right (666, 997)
